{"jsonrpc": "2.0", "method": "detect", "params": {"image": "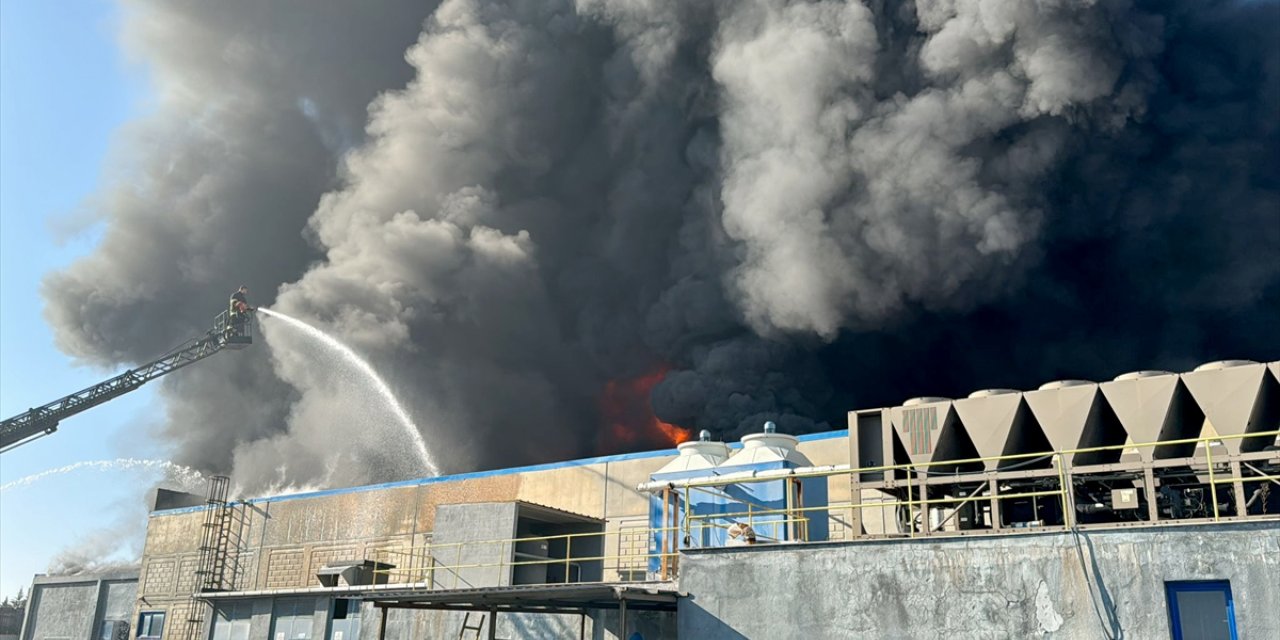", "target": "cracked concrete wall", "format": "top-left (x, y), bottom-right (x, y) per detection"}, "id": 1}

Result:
top-left (677, 520), bottom-right (1280, 640)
